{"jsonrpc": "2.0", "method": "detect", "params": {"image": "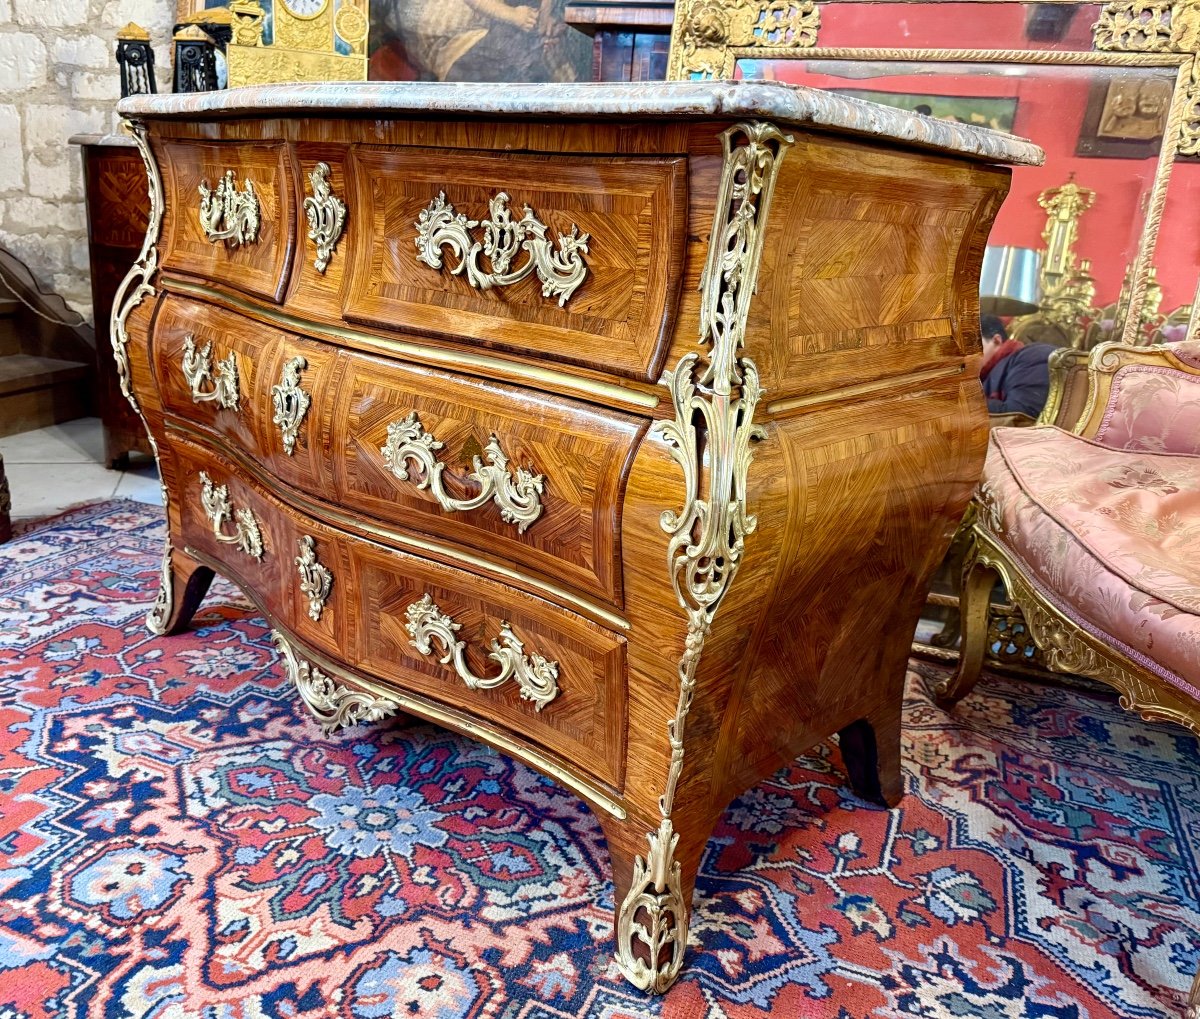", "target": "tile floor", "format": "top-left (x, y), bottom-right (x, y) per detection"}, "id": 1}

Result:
top-left (1, 417), bottom-right (161, 522)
